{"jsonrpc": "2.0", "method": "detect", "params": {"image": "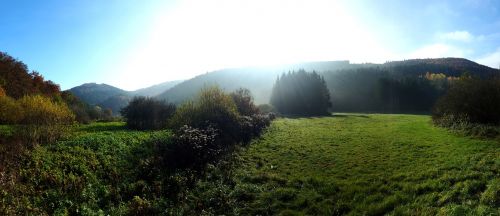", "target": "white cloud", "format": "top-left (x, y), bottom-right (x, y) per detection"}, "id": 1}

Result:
top-left (476, 47), bottom-right (500, 68)
top-left (438, 31), bottom-right (474, 42)
top-left (407, 43), bottom-right (468, 59)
